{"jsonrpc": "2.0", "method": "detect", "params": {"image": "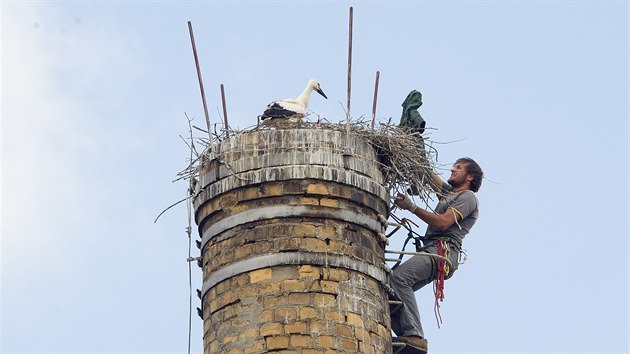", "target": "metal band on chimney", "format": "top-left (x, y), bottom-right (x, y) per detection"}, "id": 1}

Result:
top-left (200, 252), bottom-right (388, 300)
